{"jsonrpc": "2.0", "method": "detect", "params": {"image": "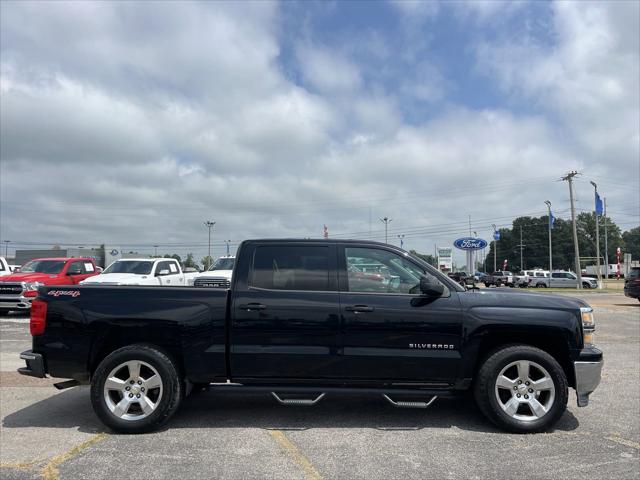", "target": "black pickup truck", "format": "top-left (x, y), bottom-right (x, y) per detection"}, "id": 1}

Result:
top-left (19, 239), bottom-right (603, 434)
